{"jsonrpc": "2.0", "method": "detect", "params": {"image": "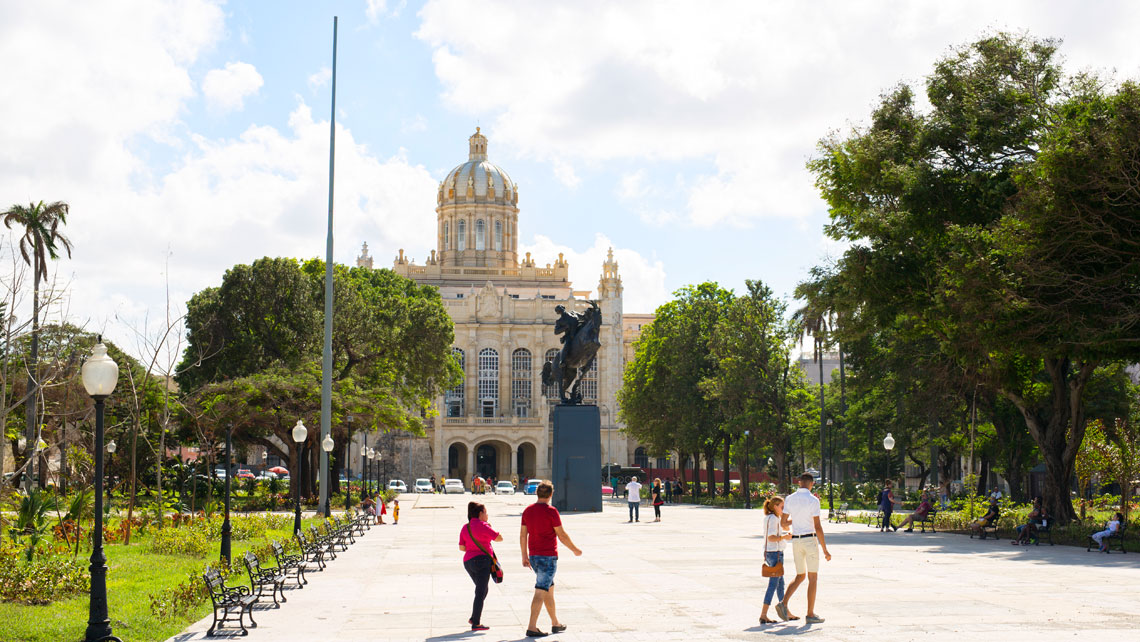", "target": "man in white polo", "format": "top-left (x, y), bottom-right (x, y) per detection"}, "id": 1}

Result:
top-left (625, 476), bottom-right (642, 523)
top-left (777, 472), bottom-right (832, 624)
